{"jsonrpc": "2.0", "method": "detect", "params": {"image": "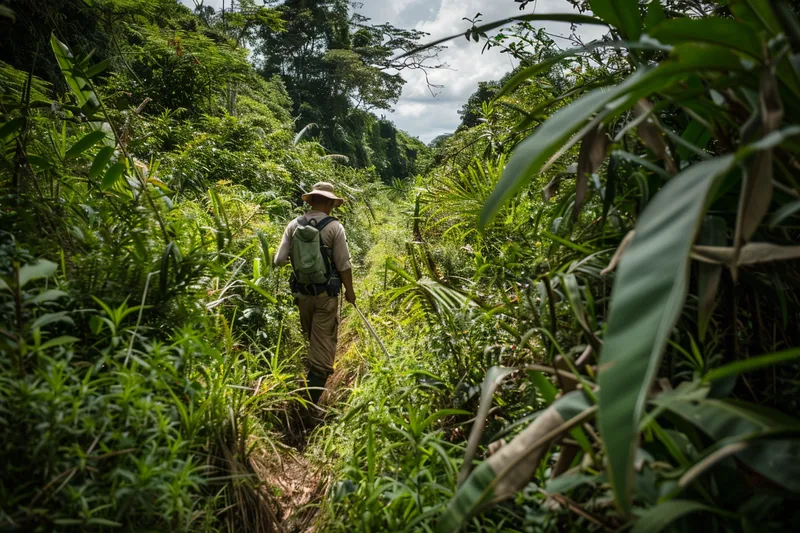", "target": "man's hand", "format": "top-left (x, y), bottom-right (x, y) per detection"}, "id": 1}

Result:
top-left (340, 268), bottom-right (356, 305)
